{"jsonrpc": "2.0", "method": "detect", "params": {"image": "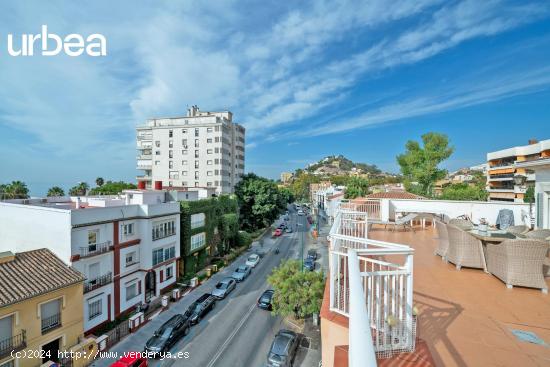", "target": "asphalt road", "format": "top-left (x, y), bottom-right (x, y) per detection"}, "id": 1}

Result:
top-left (94, 205), bottom-right (309, 367)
